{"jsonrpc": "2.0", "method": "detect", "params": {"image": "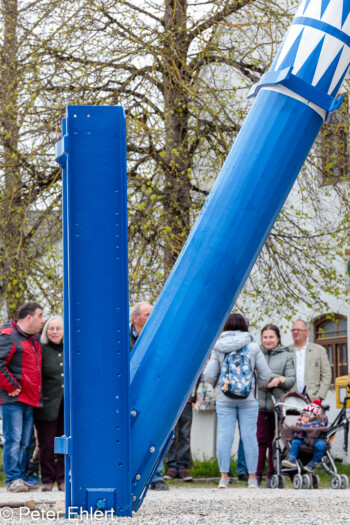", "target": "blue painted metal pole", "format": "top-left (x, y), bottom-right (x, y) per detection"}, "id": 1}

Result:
top-left (56, 116), bottom-right (73, 512)
top-left (130, 0), bottom-right (350, 510)
top-left (55, 106), bottom-right (131, 517)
